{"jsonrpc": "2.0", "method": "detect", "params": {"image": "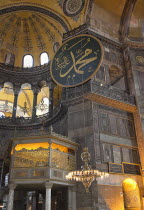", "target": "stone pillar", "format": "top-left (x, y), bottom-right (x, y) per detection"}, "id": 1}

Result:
top-left (49, 83), bottom-right (55, 117)
top-left (71, 186), bottom-right (76, 210)
top-left (68, 187), bottom-right (72, 210)
top-left (12, 88), bottom-right (20, 120)
top-left (123, 46), bottom-right (144, 174)
top-left (32, 191), bottom-right (38, 210)
top-left (32, 86), bottom-right (39, 121)
top-left (45, 182), bottom-right (53, 210)
top-left (26, 192), bottom-right (32, 210)
top-left (7, 183), bottom-right (17, 210)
